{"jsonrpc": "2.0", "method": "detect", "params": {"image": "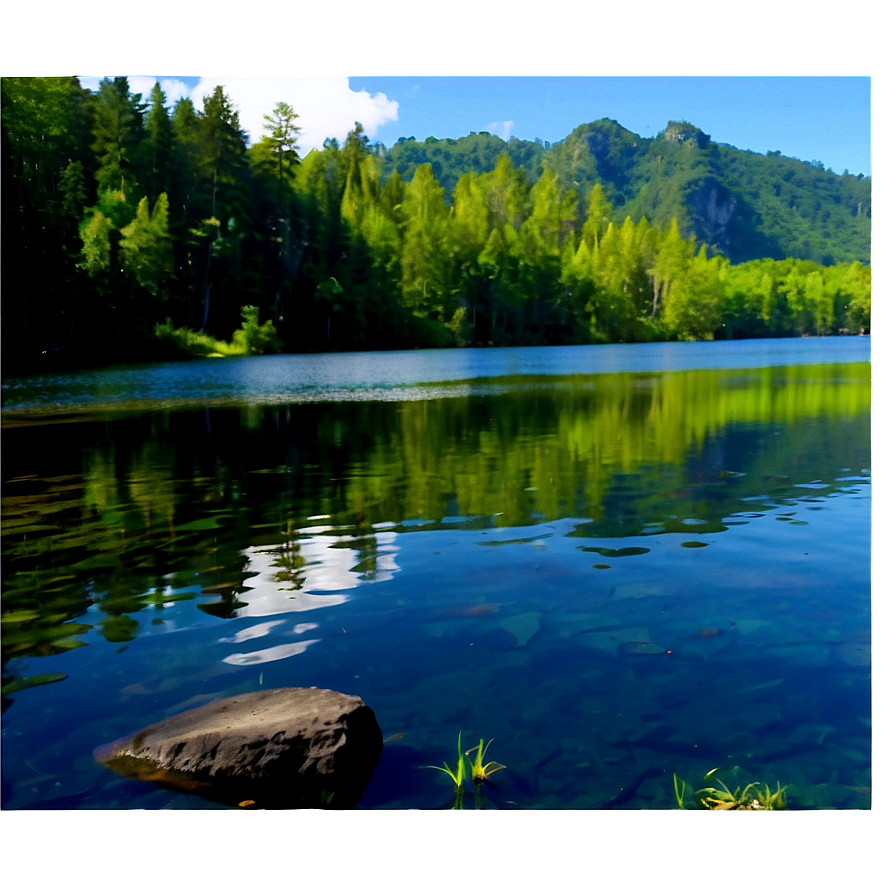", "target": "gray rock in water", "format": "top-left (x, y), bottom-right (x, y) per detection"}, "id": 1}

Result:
top-left (94, 687), bottom-right (383, 809)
